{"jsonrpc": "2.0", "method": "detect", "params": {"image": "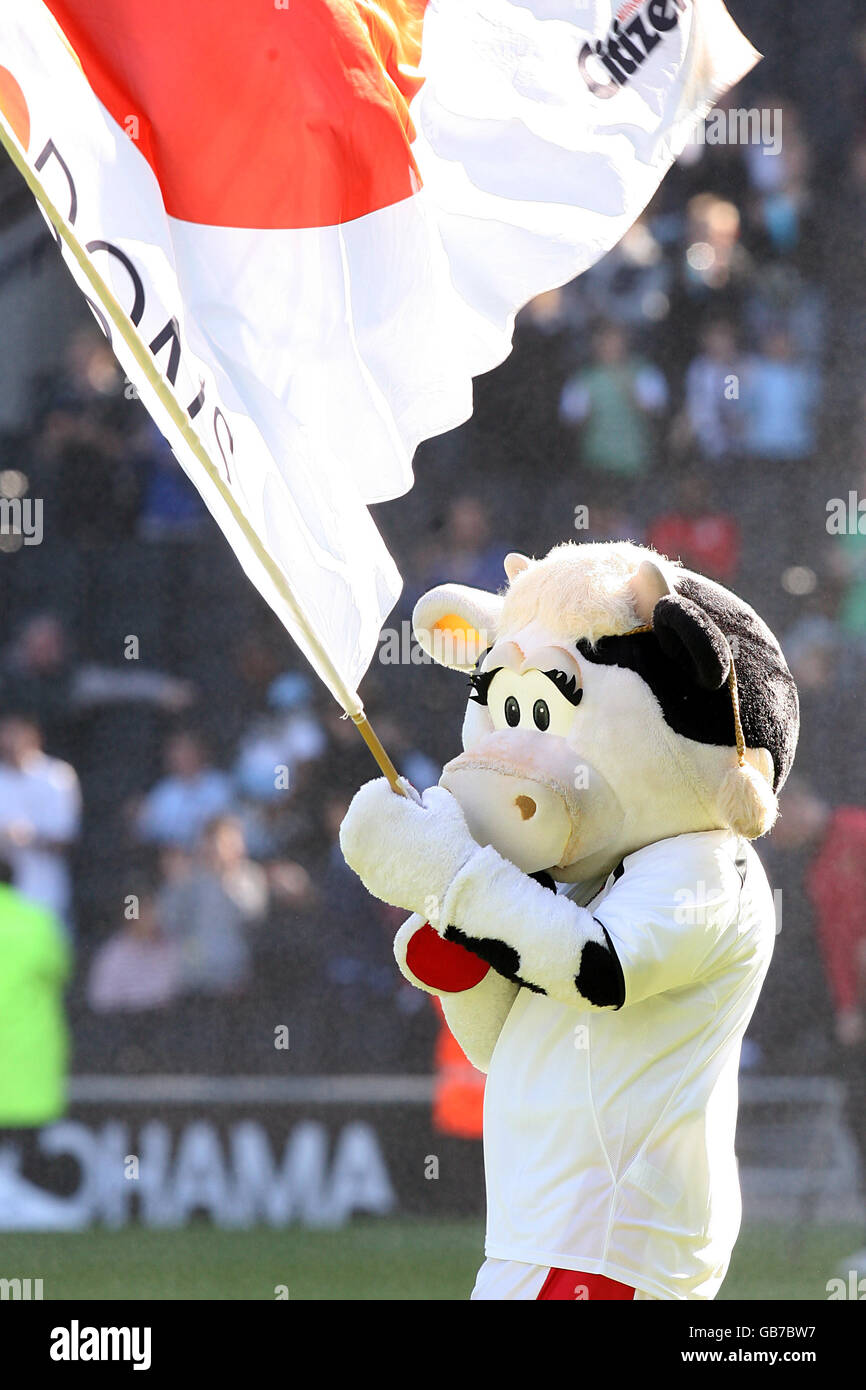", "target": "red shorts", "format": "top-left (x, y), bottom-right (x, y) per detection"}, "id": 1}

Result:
top-left (471, 1258), bottom-right (654, 1300)
top-left (536, 1268), bottom-right (636, 1300)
